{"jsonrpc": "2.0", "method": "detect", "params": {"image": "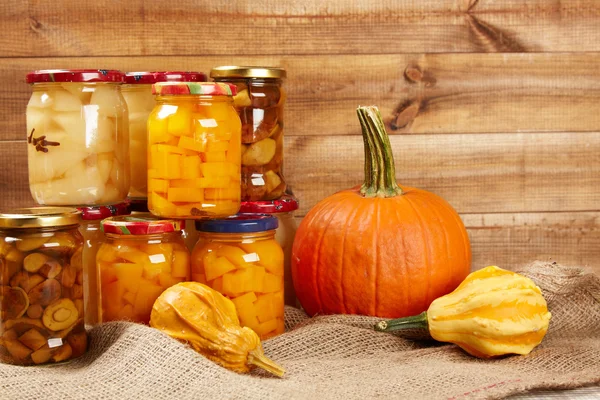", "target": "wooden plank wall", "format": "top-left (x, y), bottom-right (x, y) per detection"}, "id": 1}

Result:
top-left (0, 0), bottom-right (598, 274)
